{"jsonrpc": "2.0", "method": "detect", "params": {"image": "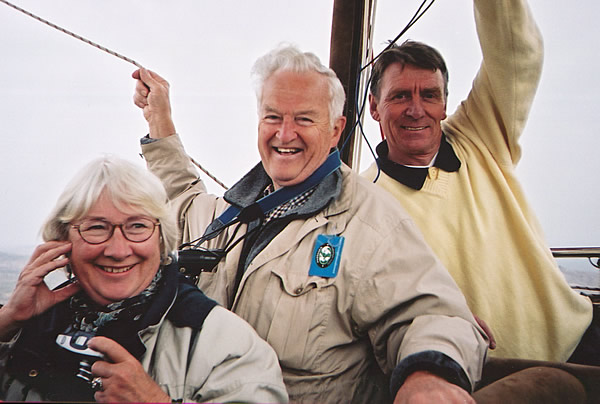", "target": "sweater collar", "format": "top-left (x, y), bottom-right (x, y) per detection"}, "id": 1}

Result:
top-left (375, 134), bottom-right (461, 190)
